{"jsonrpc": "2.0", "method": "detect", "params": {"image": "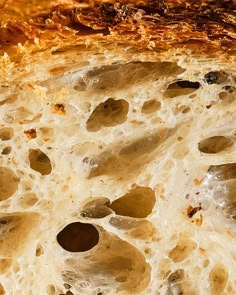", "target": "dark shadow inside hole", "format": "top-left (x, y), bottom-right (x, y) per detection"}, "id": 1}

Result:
top-left (57, 222), bottom-right (99, 252)
top-left (1, 146), bottom-right (11, 155)
top-left (165, 80), bottom-right (200, 98)
top-left (198, 136), bottom-right (233, 154)
top-left (59, 292), bottom-right (74, 295)
top-left (204, 71), bottom-right (228, 85)
top-left (175, 81), bottom-right (200, 89)
top-left (28, 149), bottom-right (52, 175)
